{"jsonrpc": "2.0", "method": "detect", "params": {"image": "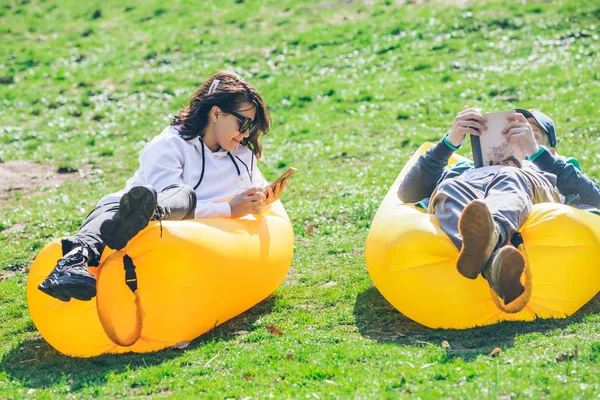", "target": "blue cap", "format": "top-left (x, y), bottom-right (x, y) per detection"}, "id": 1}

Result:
top-left (516, 108), bottom-right (557, 148)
